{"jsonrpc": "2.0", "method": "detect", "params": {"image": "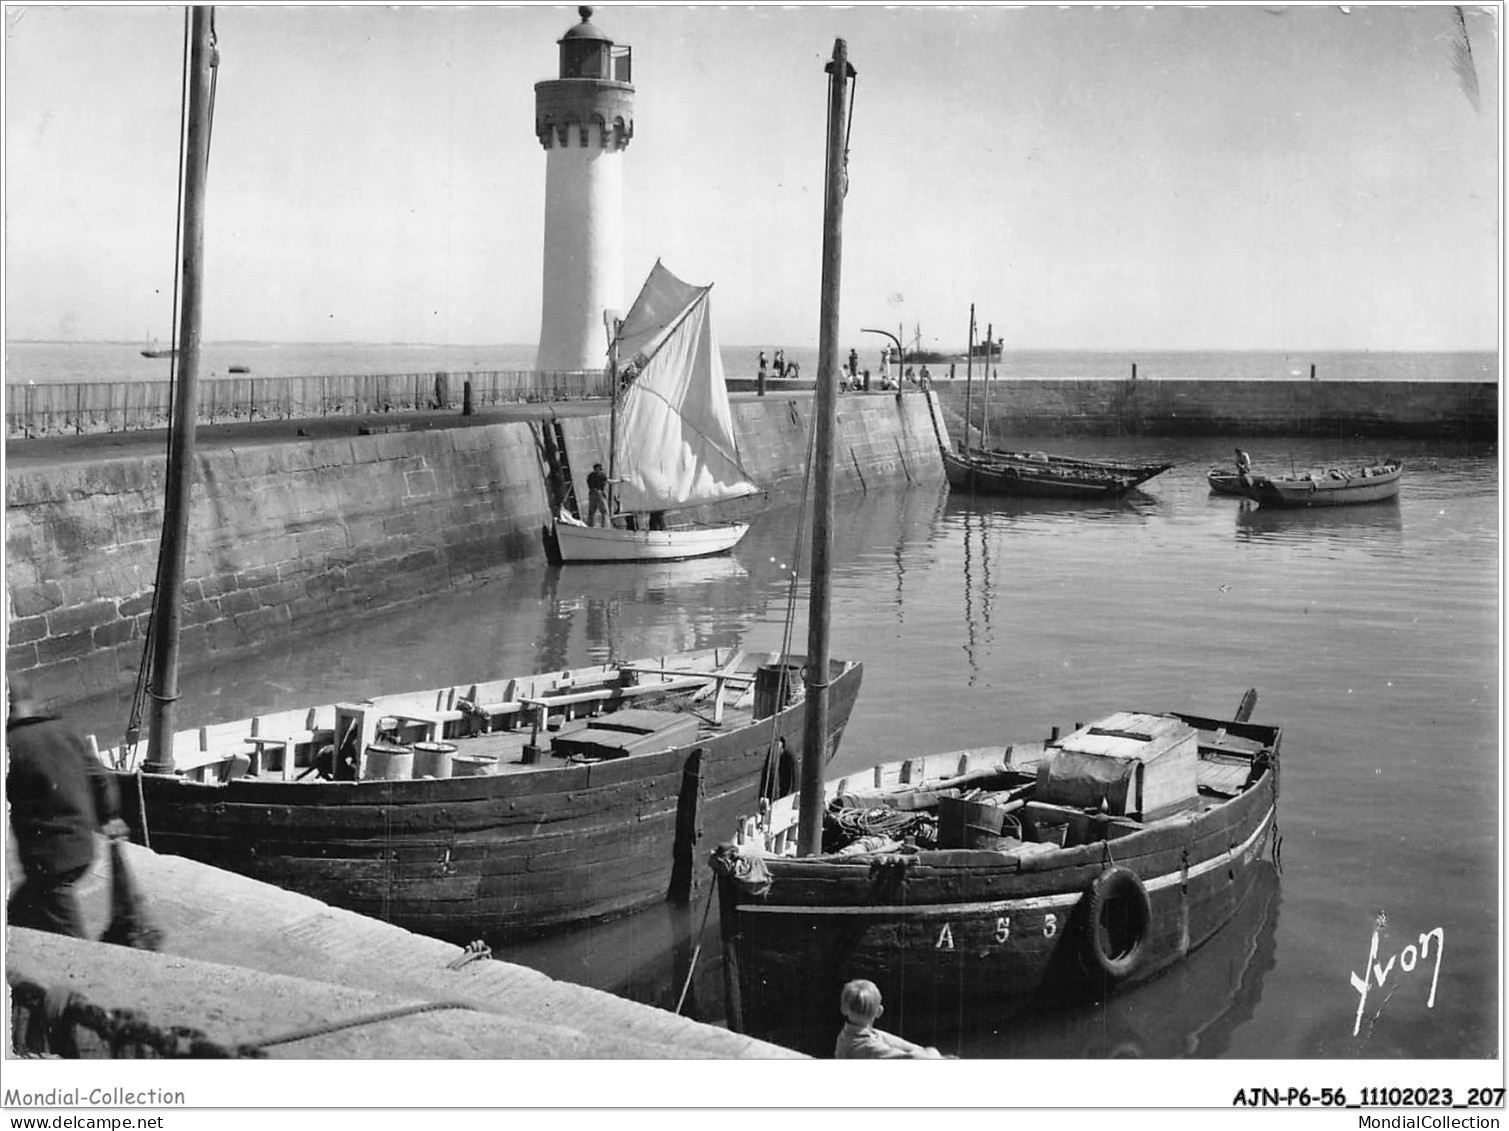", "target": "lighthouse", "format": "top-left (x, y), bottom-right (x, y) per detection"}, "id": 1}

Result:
top-left (534, 7), bottom-right (634, 374)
